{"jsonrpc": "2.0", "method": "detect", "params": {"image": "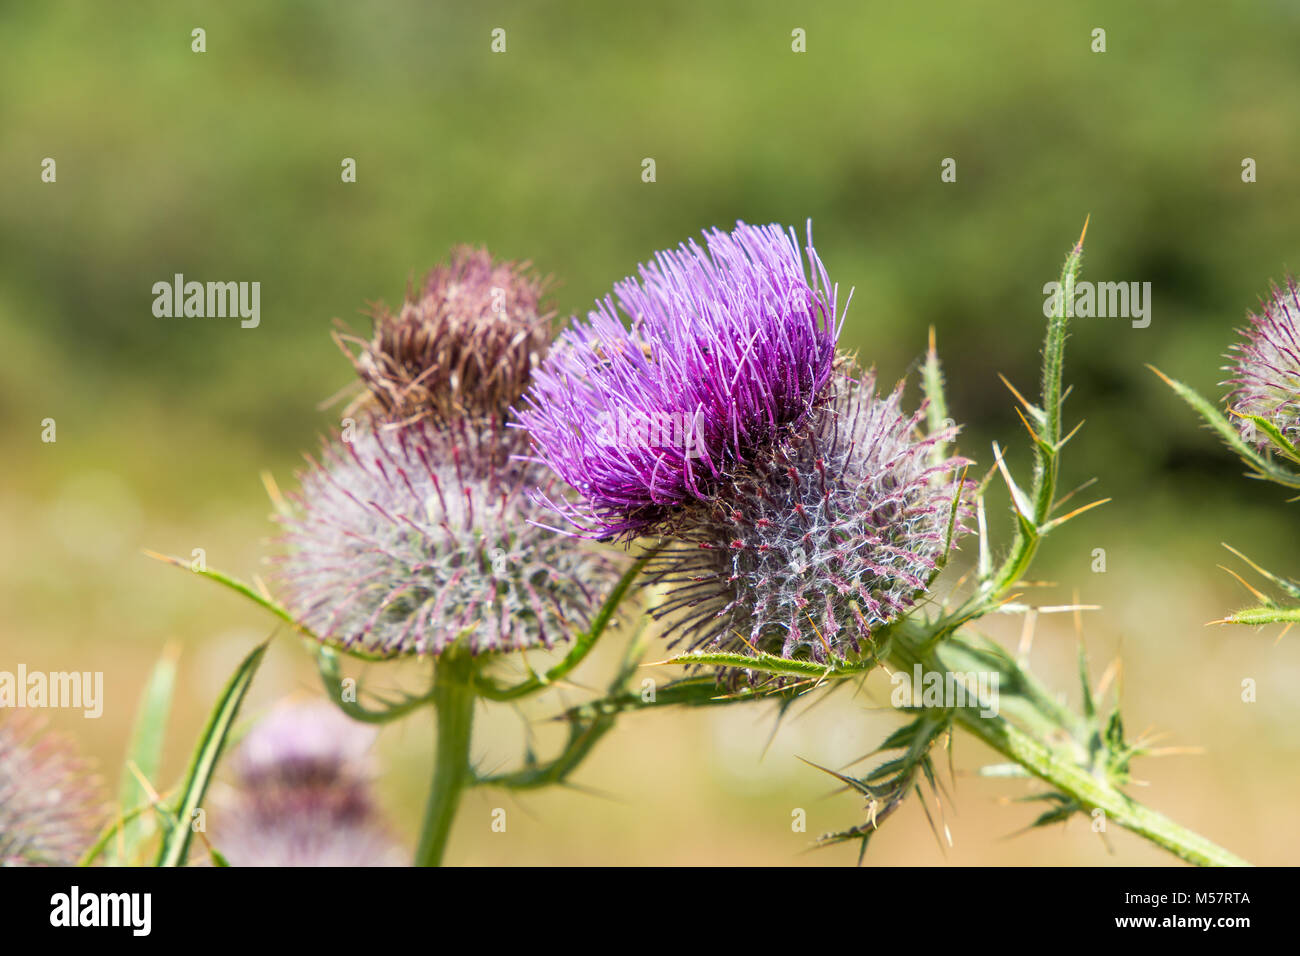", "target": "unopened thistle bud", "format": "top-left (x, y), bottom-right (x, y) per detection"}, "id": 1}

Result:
top-left (338, 246), bottom-right (553, 428)
top-left (1225, 277), bottom-right (1300, 451)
